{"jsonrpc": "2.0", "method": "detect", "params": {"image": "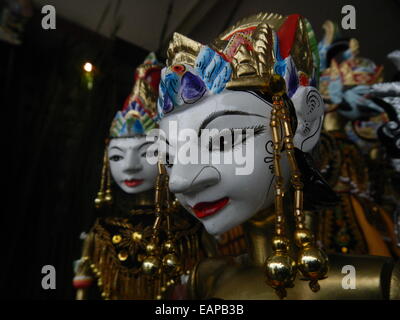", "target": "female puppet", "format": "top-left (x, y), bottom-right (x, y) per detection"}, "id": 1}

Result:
top-left (72, 54), bottom-right (205, 300)
top-left (157, 13), bottom-right (400, 299)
